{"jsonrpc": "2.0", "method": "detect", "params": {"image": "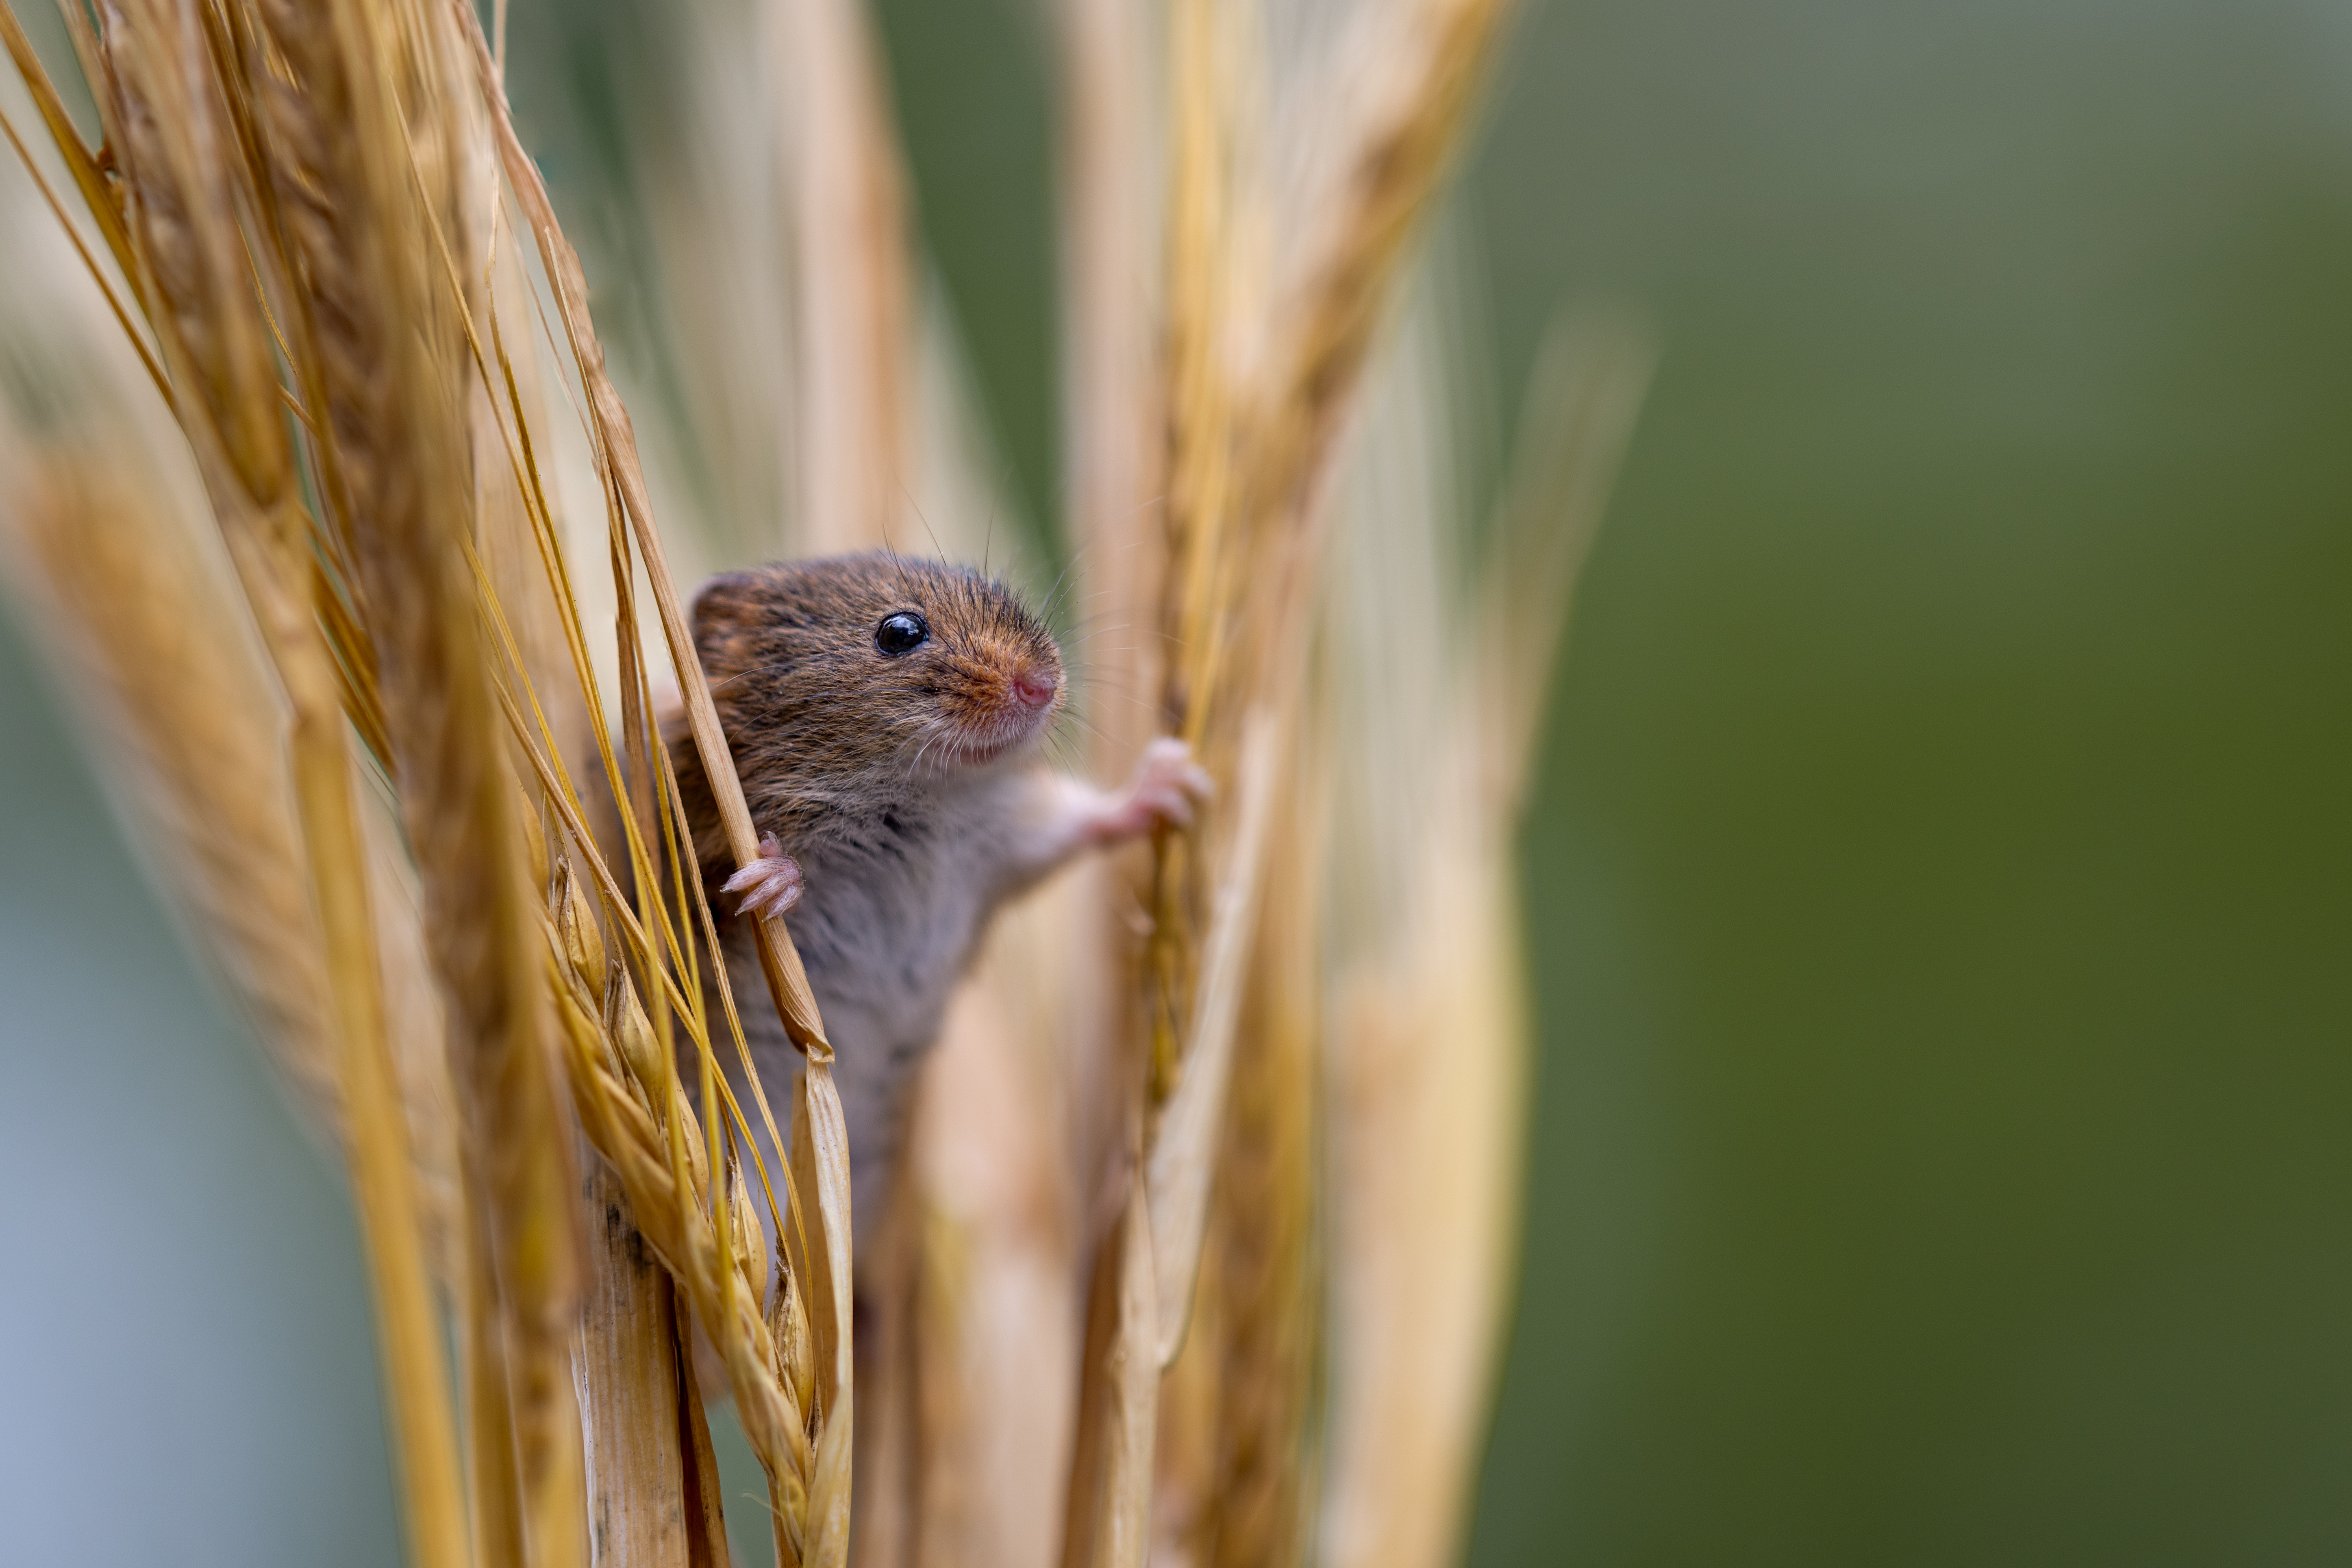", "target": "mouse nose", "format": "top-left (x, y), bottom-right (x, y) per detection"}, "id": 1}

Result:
top-left (1012, 668), bottom-right (1059, 711)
